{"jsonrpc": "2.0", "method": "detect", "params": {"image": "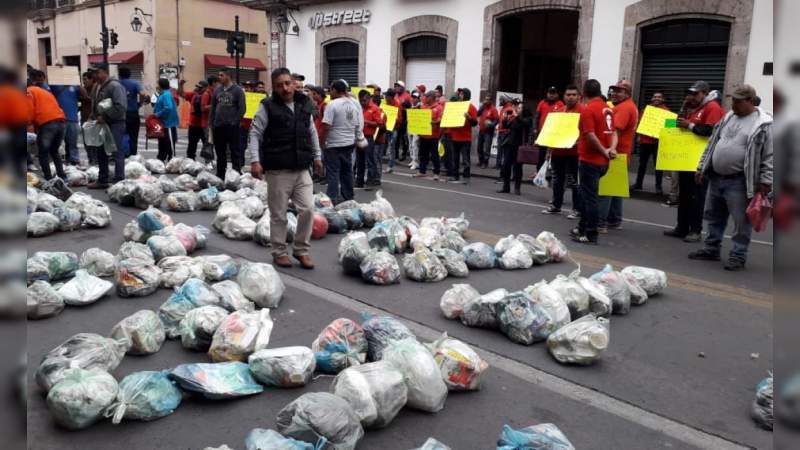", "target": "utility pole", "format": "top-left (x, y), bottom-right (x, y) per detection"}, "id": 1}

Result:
top-left (234, 15), bottom-right (241, 84)
top-left (100, 0), bottom-right (109, 64)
